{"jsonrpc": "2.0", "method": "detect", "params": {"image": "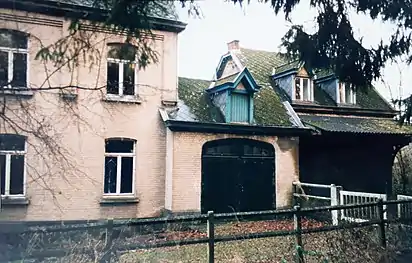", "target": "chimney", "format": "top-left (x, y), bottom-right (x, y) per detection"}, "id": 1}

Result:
top-left (227, 40), bottom-right (240, 51)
